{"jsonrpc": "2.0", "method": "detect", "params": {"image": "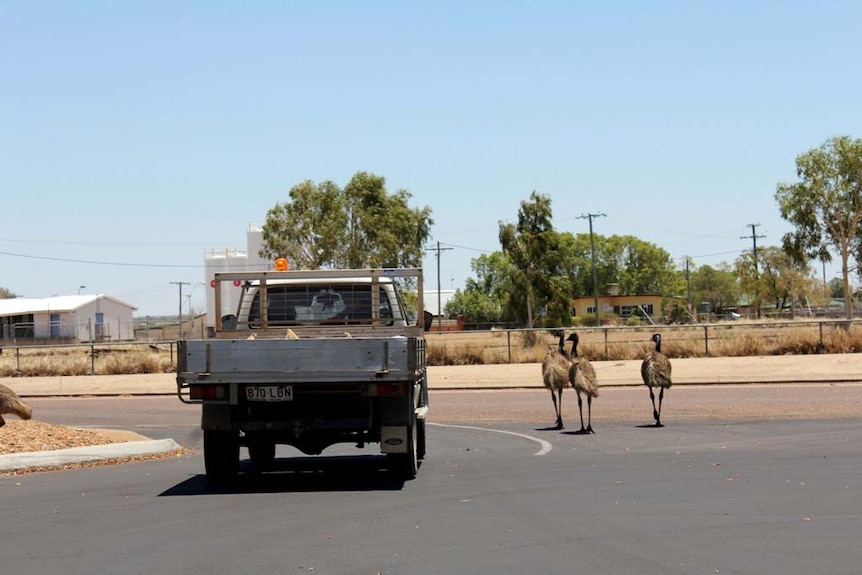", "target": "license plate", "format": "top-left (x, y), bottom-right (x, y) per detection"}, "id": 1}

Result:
top-left (245, 385), bottom-right (293, 402)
